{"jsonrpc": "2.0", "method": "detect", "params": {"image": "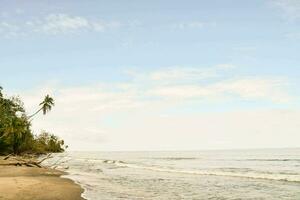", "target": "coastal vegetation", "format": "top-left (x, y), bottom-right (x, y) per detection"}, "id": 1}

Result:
top-left (0, 86), bottom-right (66, 155)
